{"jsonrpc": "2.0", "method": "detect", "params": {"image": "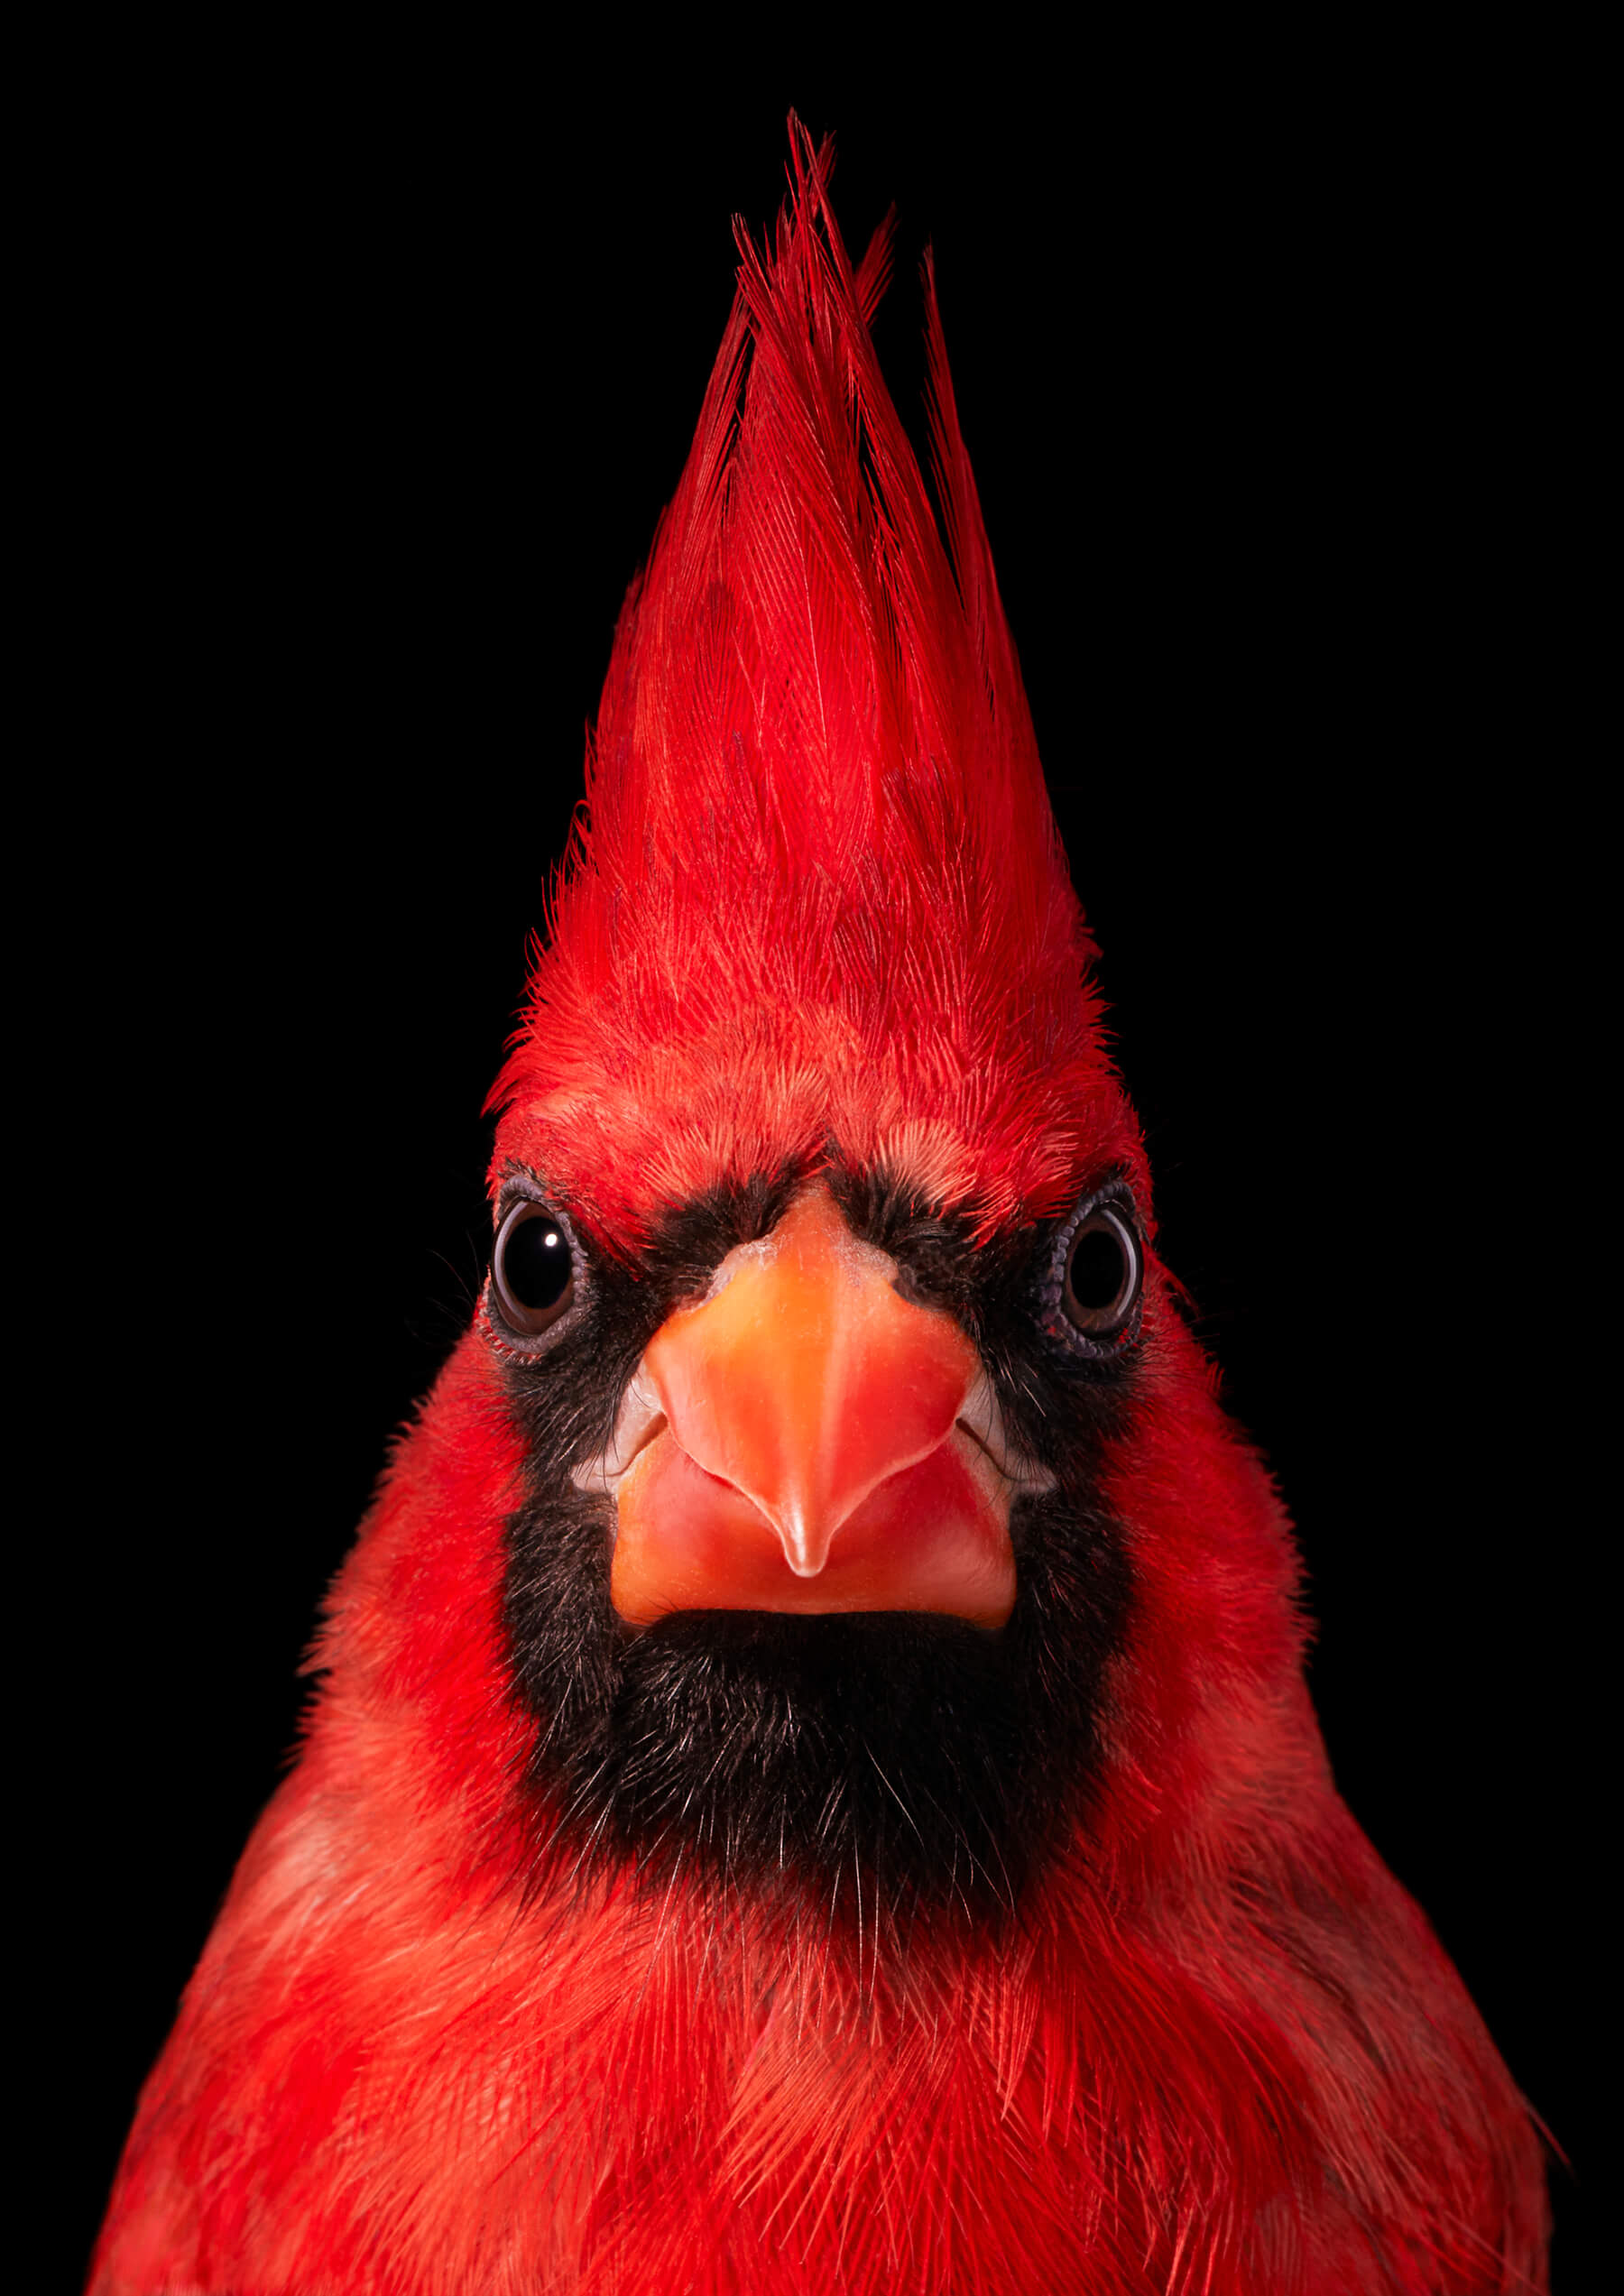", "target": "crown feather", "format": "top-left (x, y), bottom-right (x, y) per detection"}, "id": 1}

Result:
top-left (493, 122), bottom-right (1140, 1243)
